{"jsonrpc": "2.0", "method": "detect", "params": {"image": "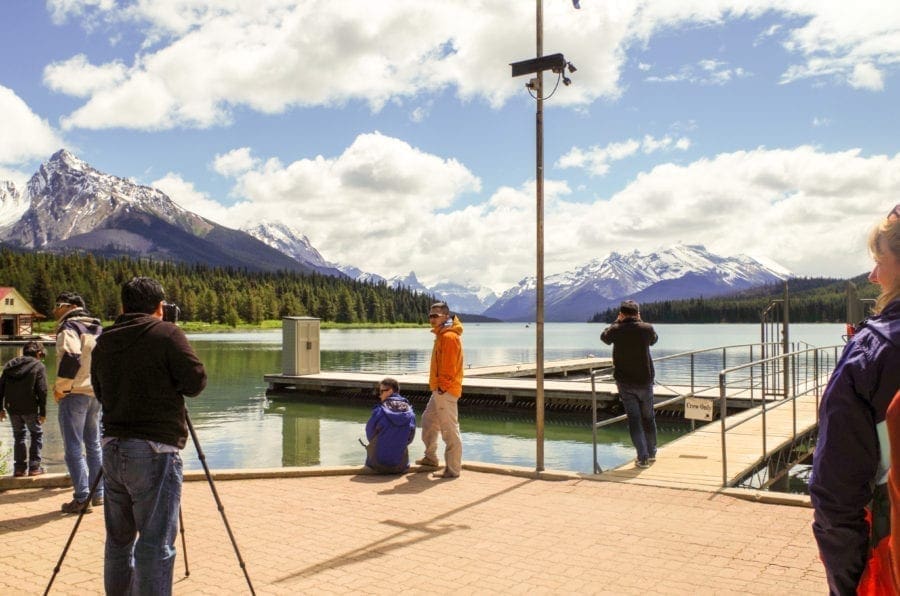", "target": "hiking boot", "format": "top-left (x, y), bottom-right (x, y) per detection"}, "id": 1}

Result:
top-left (634, 459), bottom-right (651, 469)
top-left (91, 496), bottom-right (105, 507)
top-left (648, 456), bottom-right (657, 464)
top-left (415, 457), bottom-right (439, 467)
top-left (61, 499), bottom-right (92, 514)
top-left (13, 469), bottom-right (27, 478)
top-left (28, 467), bottom-right (46, 477)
